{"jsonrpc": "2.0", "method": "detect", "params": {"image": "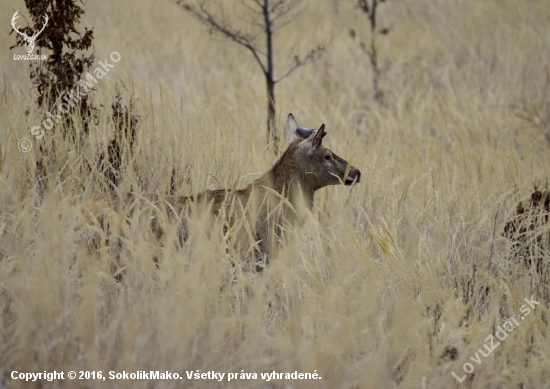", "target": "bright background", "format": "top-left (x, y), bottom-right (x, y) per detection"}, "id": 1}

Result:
top-left (1, 0), bottom-right (550, 387)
